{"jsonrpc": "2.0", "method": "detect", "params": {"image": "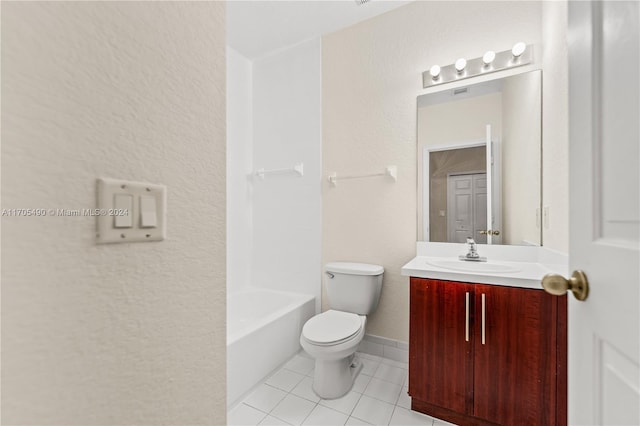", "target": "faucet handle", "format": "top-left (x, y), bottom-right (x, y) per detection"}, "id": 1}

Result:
top-left (460, 237), bottom-right (486, 262)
